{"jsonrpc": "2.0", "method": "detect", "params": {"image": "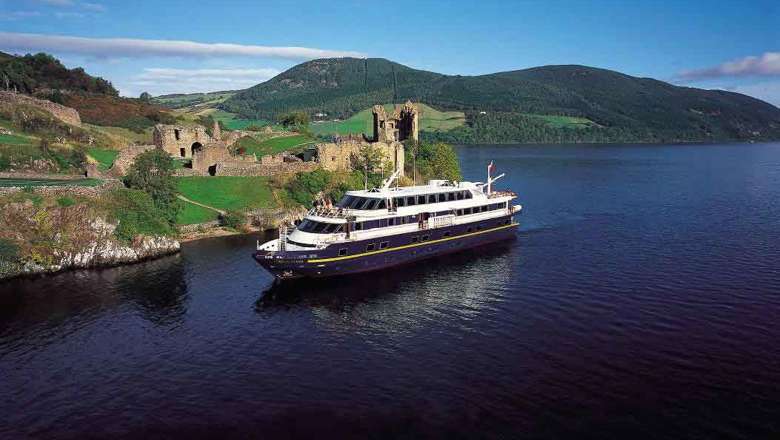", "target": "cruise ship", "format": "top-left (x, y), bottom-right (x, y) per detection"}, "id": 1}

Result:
top-left (254, 164), bottom-right (521, 280)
